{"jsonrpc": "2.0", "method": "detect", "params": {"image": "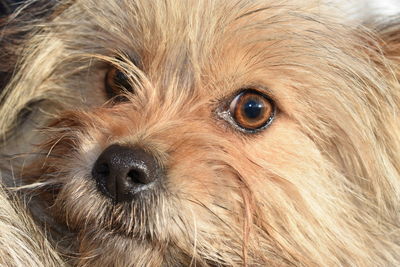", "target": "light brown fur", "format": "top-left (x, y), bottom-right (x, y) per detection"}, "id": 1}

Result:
top-left (0, 0), bottom-right (399, 266)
